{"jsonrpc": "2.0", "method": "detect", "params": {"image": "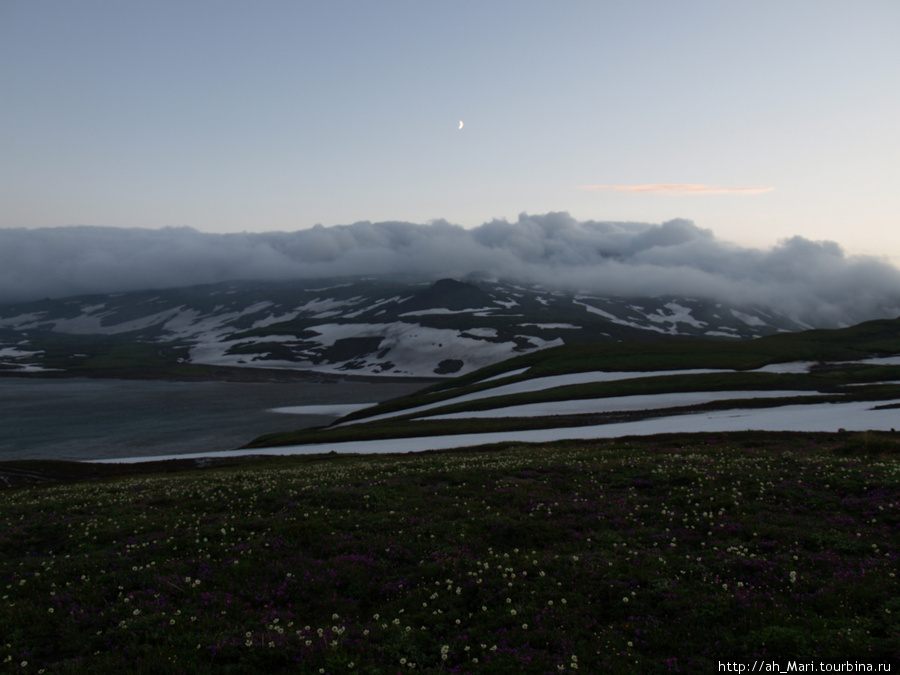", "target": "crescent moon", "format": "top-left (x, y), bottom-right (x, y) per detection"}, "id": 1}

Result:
top-left (458, 120), bottom-right (464, 130)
